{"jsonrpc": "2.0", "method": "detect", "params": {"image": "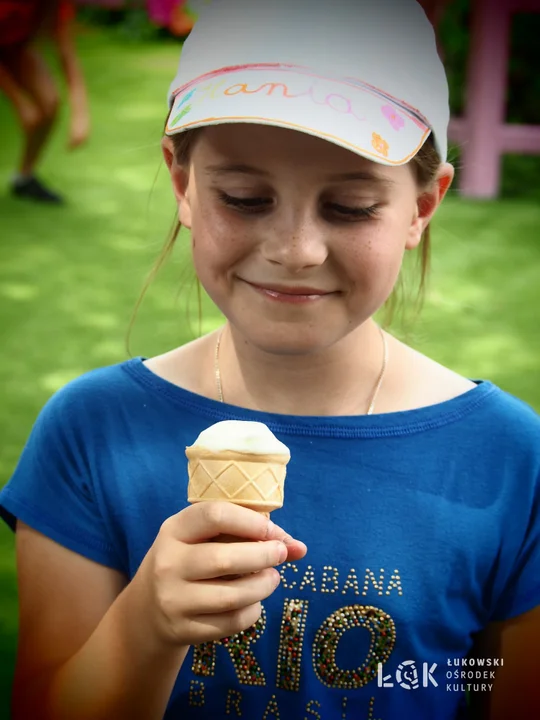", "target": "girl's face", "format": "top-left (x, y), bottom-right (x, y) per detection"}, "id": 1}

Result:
top-left (164, 124), bottom-right (452, 355)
